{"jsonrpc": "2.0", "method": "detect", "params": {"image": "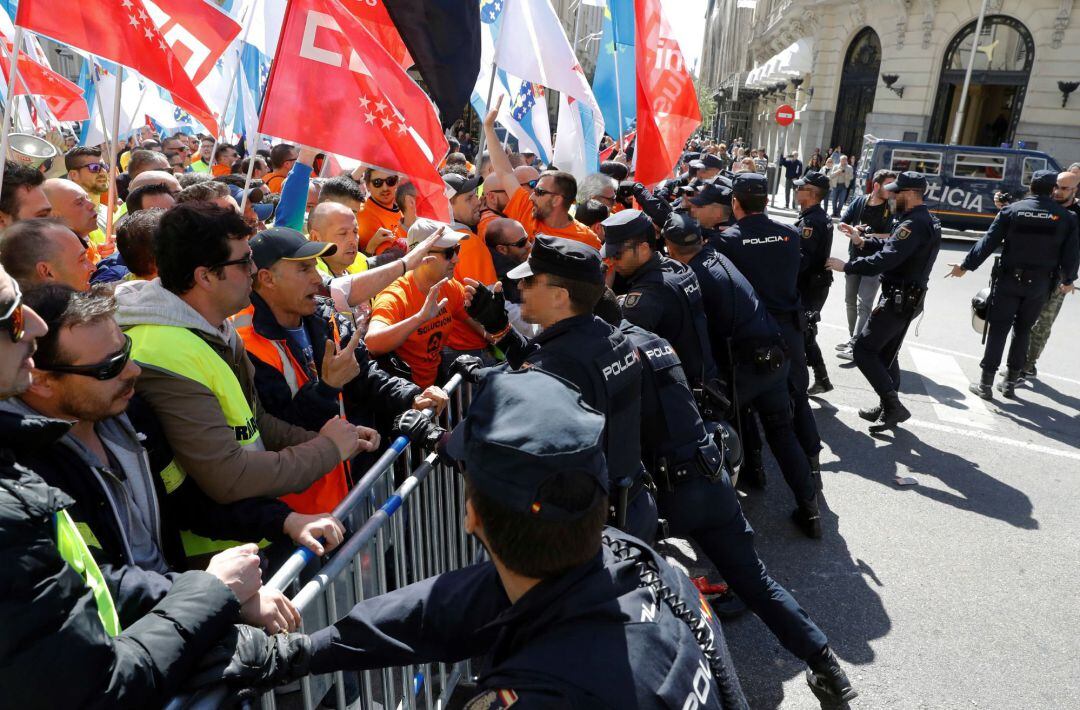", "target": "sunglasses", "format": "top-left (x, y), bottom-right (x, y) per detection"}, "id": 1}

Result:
top-left (1, 281), bottom-right (25, 343)
top-left (501, 236), bottom-right (529, 249)
top-left (39, 334), bottom-right (132, 380)
top-left (521, 179), bottom-right (539, 189)
top-left (431, 245), bottom-right (460, 260)
top-left (210, 252), bottom-right (255, 271)
top-left (77, 162), bottom-right (110, 174)
top-left (532, 186), bottom-right (557, 198)
top-left (369, 176), bottom-right (399, 188)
